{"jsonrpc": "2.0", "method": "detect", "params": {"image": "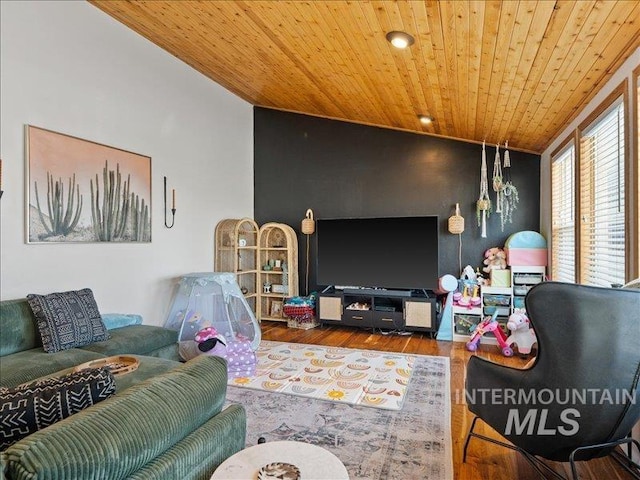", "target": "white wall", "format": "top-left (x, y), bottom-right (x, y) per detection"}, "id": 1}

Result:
top-left (0, 1), bottom-right (254, 325)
